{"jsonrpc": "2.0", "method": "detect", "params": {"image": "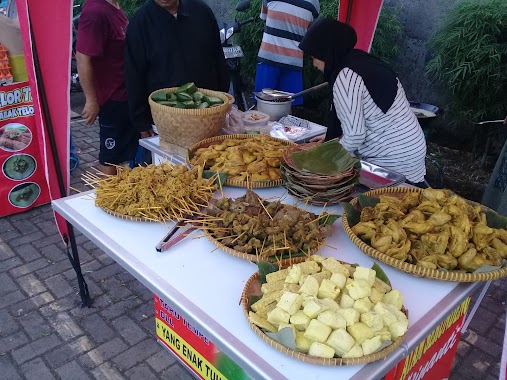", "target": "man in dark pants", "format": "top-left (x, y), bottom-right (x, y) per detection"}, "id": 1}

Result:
top-left (76, 0), bottom-right (139, 175)
top-left (125, 0), bottom-right (229, 138)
